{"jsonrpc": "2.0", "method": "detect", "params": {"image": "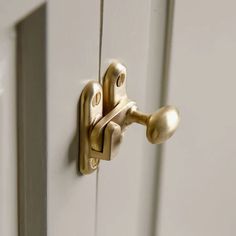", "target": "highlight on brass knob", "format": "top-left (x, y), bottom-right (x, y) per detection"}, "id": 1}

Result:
top-left (79, 61), bottom-right (180, 174)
